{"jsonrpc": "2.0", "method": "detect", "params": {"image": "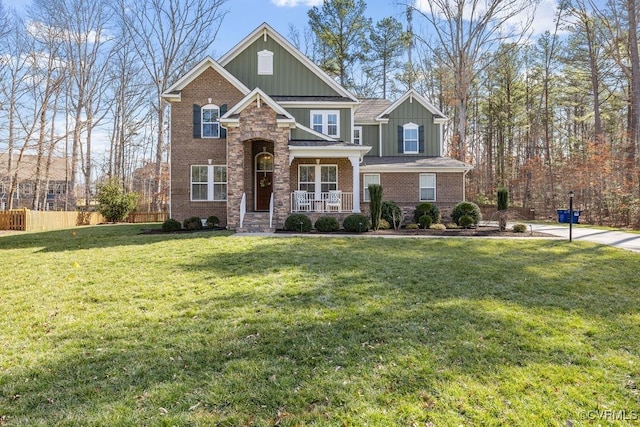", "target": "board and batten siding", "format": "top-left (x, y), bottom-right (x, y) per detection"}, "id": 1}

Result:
top-left (288, 108), bottom-right (352, 142)
top-left (381, 98), bottom-right (442, 157)
top-left (223, 35), bottom-right (339, 97)
top-left (361, 124), bottom-right (380, 157)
